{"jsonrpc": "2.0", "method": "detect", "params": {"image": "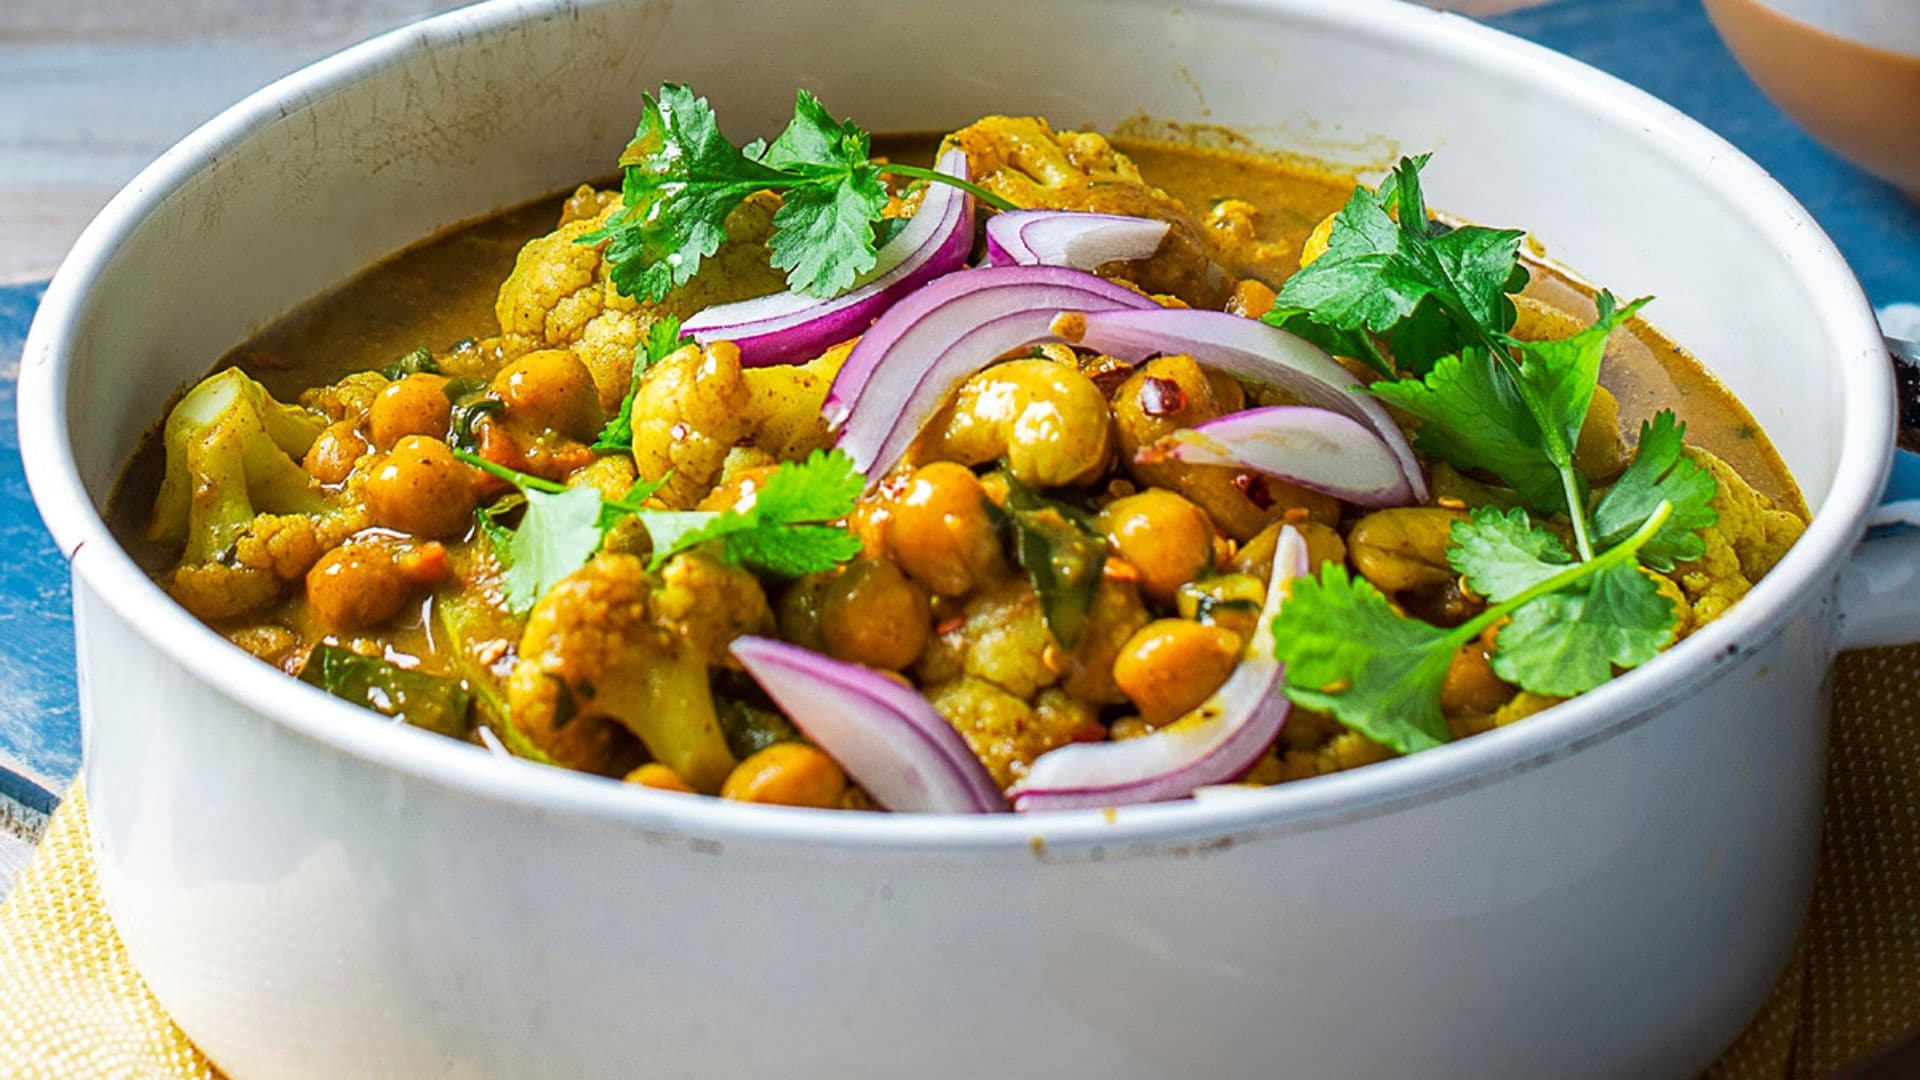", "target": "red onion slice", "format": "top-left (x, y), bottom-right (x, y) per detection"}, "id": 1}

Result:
top-left (1141, 406), bottom-right (1417, 507)
top-left (1010, 526), bottom-right (1311, 812)
top-left (729, 637), bottom-right (1007, 814)
top-left (828, 265), bottom-right (1159, 481)
top-left (1069, 308), bottom-right (1428, 502)
top-left (984, 210), bottom-right (1171, 270)
top-left (680, 149), bottom-right (976, 367)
